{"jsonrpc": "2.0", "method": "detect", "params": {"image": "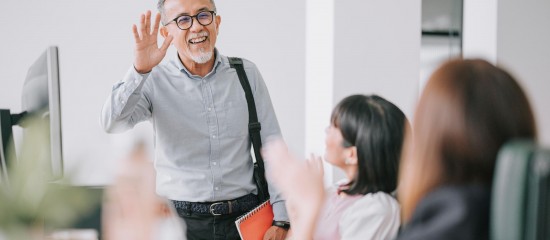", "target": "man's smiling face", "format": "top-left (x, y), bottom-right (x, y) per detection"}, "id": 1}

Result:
top-left (163, 0), bottom-right (220, 64)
